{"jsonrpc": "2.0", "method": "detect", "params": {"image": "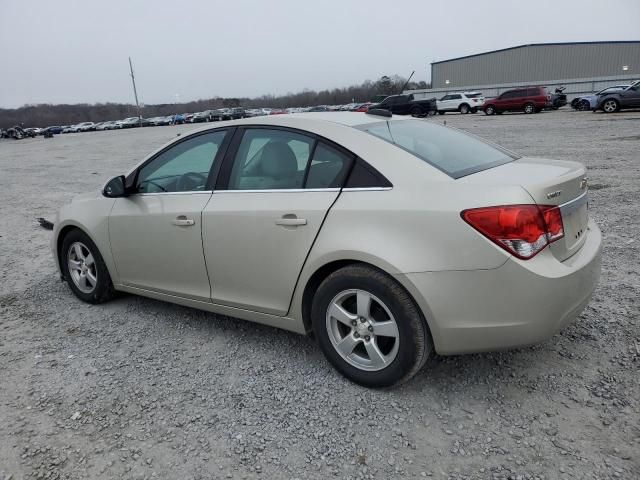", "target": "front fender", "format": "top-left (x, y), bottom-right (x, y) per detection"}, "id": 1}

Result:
top-left (52, 194), bottom-right (118, 284)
